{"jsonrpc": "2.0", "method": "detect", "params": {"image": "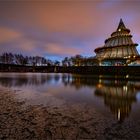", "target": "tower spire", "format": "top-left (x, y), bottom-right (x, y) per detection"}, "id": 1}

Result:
top-left (117, 18), bottom-right (127, 31)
